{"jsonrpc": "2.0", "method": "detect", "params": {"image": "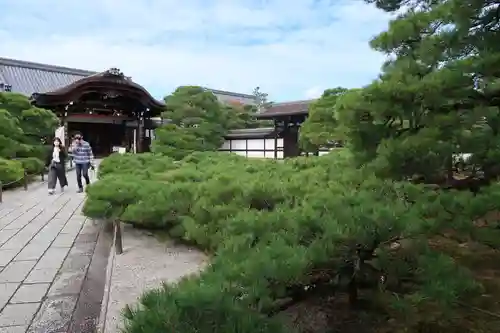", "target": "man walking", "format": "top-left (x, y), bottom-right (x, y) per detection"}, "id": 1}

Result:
top-left (71, 133), bottom-right (94, 193)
